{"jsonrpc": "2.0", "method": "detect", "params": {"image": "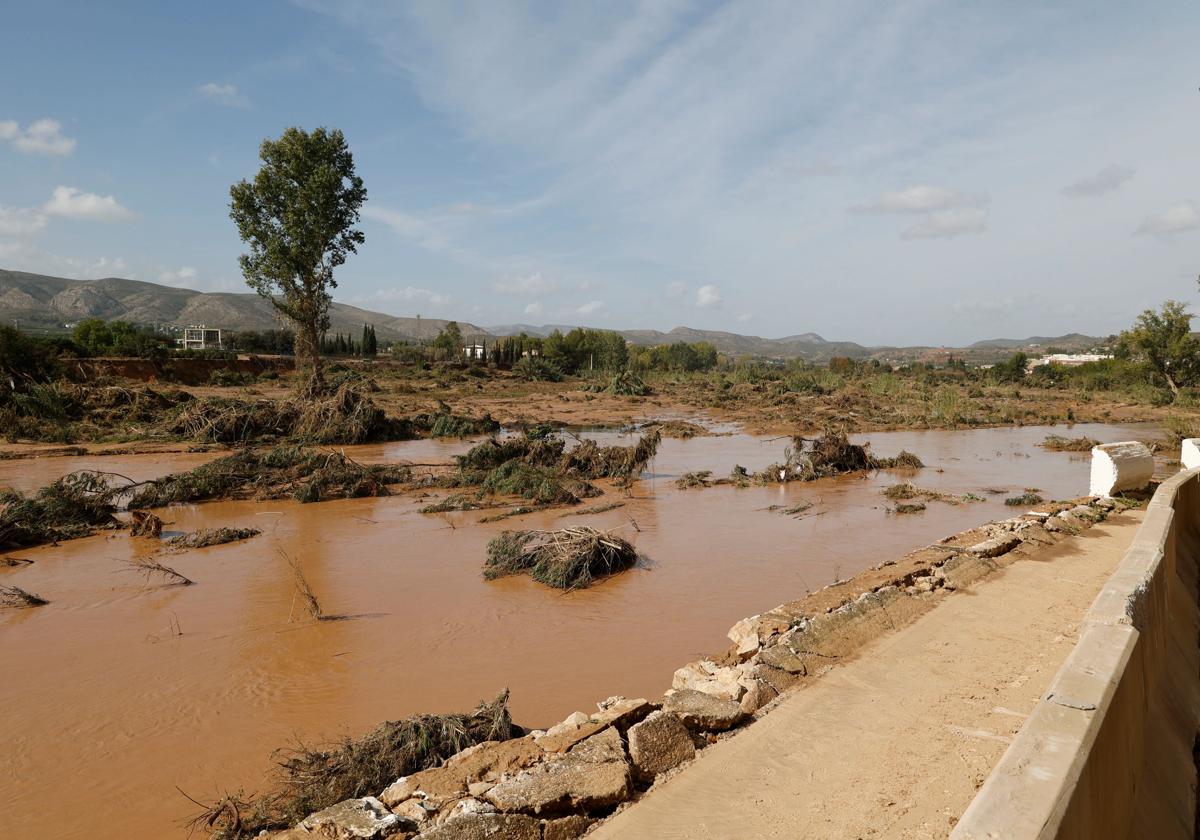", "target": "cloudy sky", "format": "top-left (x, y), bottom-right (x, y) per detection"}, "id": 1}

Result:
top-left (1, 1), bottom-right (1197, 345)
